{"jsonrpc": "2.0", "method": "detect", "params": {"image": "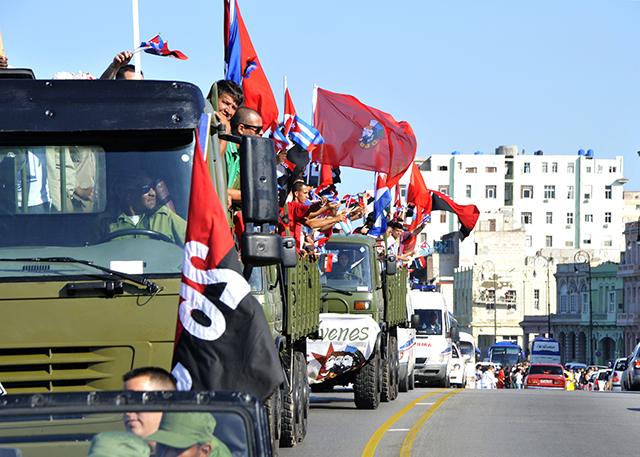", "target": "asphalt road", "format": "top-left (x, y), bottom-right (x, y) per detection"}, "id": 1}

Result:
top-left (280, 385), bottom-right (640, 457)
